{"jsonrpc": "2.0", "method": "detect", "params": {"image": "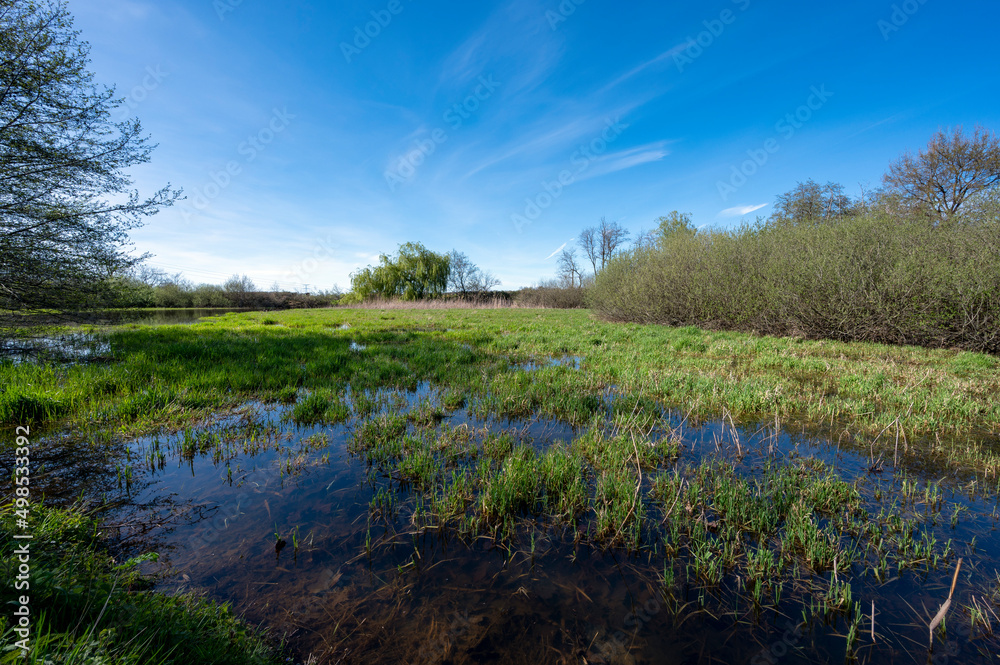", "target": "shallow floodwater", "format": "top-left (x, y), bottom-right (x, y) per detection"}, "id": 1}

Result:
top-left (40, 382), bottom-right (1000, 664)
top-left (0, 332), bottom-right (111, 362)
top-left (2, 309), bottom-right (251, 362)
